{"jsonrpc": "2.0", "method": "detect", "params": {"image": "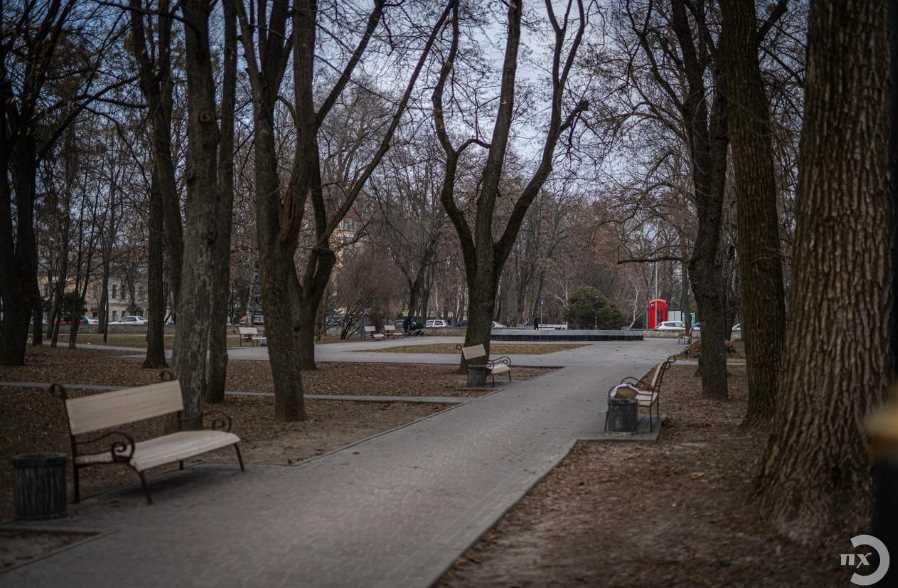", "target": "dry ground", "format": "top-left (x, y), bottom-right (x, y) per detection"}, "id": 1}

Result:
top-left (0, 346), bottom-right (551, 398)
top-left (0, 346), bottom-right (552, 523)
top-left (366, 343), bottom-right (588, 355)
top-left (438, 364), bottom-right (851, 588)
